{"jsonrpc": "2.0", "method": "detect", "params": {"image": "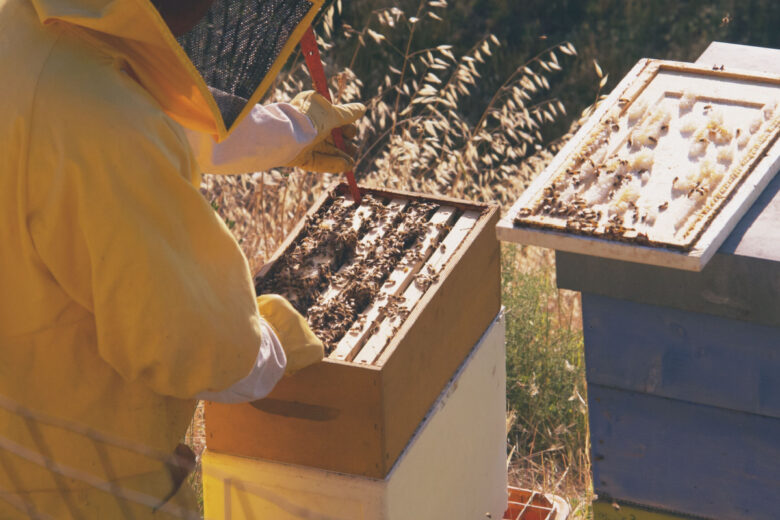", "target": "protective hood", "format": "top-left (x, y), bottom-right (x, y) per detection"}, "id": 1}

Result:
top-left (31, 0), bottom-right (322, 141)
